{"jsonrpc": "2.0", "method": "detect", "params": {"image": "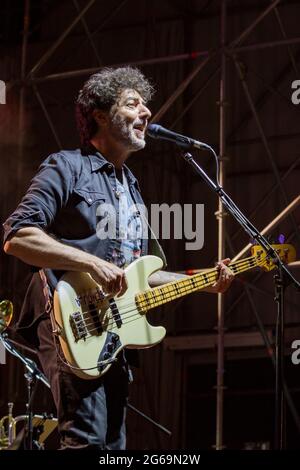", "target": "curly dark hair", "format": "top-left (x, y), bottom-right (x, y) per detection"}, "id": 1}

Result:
top-left (75, 66), bottom-right (154, 149)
